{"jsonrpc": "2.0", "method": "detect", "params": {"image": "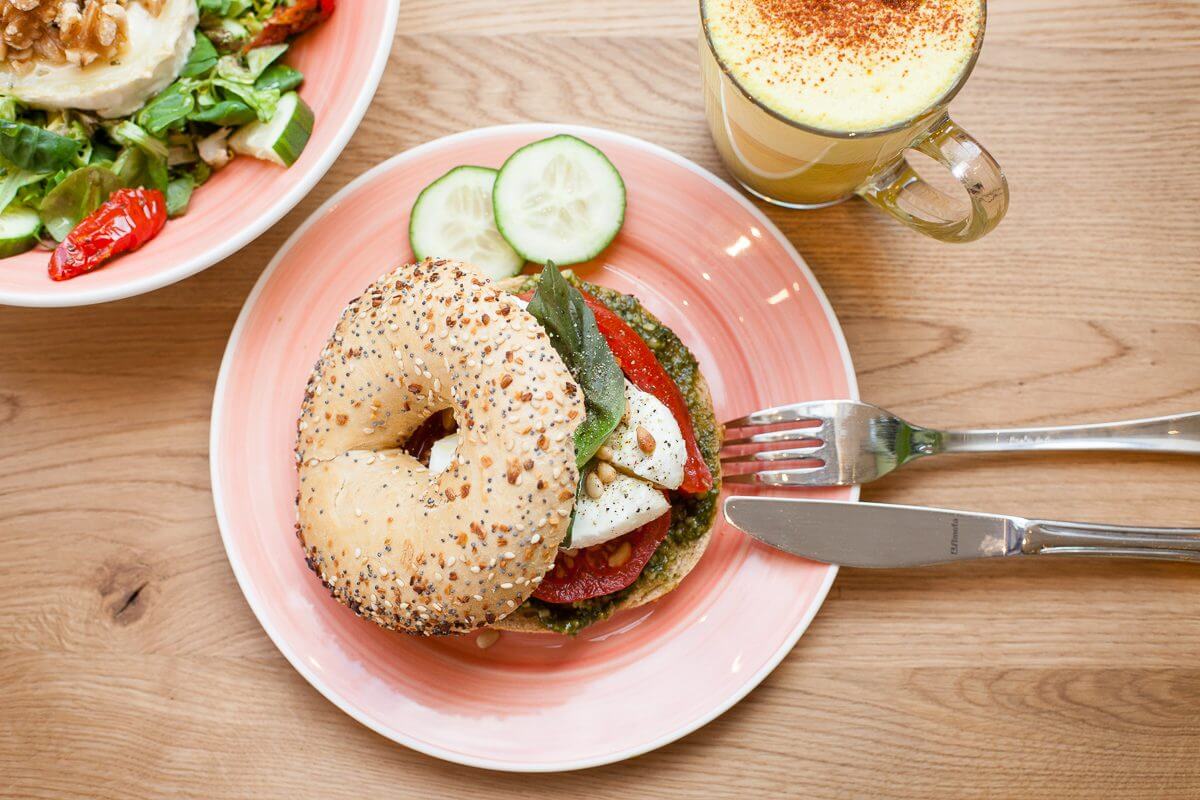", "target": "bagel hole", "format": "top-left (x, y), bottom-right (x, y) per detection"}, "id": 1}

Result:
top-left (401, 408), bottom-right (458, 466)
